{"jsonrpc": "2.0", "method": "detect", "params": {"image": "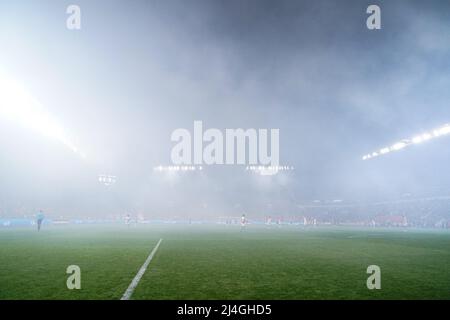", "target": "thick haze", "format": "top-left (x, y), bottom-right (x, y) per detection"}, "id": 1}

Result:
top-left (1, 0), bottom-right (450, 217)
